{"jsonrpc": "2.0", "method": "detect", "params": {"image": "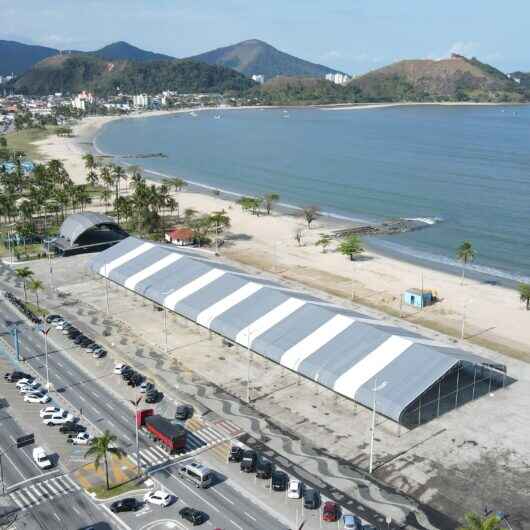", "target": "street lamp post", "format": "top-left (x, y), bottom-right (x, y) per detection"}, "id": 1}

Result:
top-left (130, 397), bottom-right (142, 476)
top-left (163, 306), bottom-right (168, 354)
top-left (40, 326), bottom-right (51, 389)
top-left (246, 328), bottom-right (253, 404)
top-left (9, 326), bottom-right (21, 362)
top-left (369, 379), bottom-right (387, 474)
top-left (104, 262), bottom-right (110, 315)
